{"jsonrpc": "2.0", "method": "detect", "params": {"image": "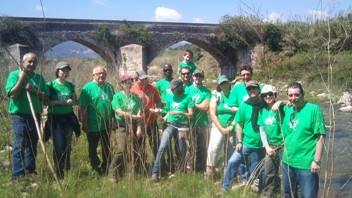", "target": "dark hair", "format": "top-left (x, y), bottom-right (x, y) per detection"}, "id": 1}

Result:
top-left (163, 63), bottom-right (173, 70)
top-left (287, 82), bottom-right (304, 96)
top-left (55, 69), bottom-right (60, 78)
top-left (216, 82), bottom-right (231, 92)
top-left (184, 49), bottom-right (193, 58)
top-left (239, 65), bottom-right (253, 74)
